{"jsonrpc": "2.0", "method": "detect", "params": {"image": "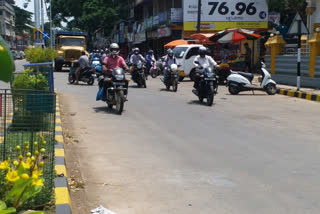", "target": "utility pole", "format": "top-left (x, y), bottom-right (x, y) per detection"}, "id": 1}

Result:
top-left (197, 0), bottom-right (201, 33)
top-left (34, 0), bottom-right (41, 46)
top-left (41, 0), bottom-right (45, 48)
top-left (50, 0), bottom-right (53, 48)
top-left (296, 15), bottom-right (302, 91)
